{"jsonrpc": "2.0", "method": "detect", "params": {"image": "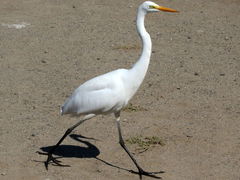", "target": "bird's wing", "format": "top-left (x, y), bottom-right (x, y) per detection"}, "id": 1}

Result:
top-left (61, 69), bottom-right (128, 115)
